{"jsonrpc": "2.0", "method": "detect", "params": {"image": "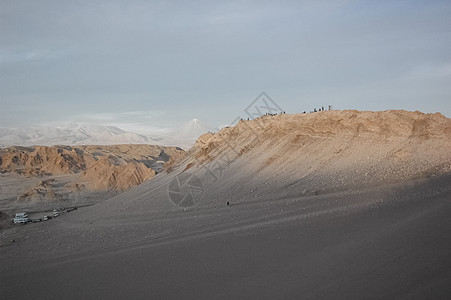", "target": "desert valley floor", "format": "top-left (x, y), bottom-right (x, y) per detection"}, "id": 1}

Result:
top-left (1, 174), bottom-right (451, 299)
